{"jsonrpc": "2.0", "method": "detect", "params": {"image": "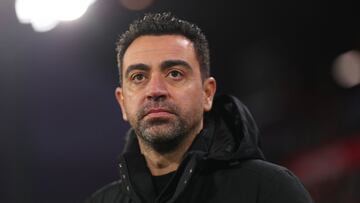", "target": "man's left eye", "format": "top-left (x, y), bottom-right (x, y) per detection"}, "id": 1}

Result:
top-left (168, 70), bottom-right (183, 79)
